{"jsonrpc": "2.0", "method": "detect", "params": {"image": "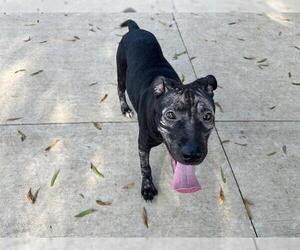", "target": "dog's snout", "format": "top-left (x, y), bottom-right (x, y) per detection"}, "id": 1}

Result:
top-left (181, 144), bottom-right (201, 161)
